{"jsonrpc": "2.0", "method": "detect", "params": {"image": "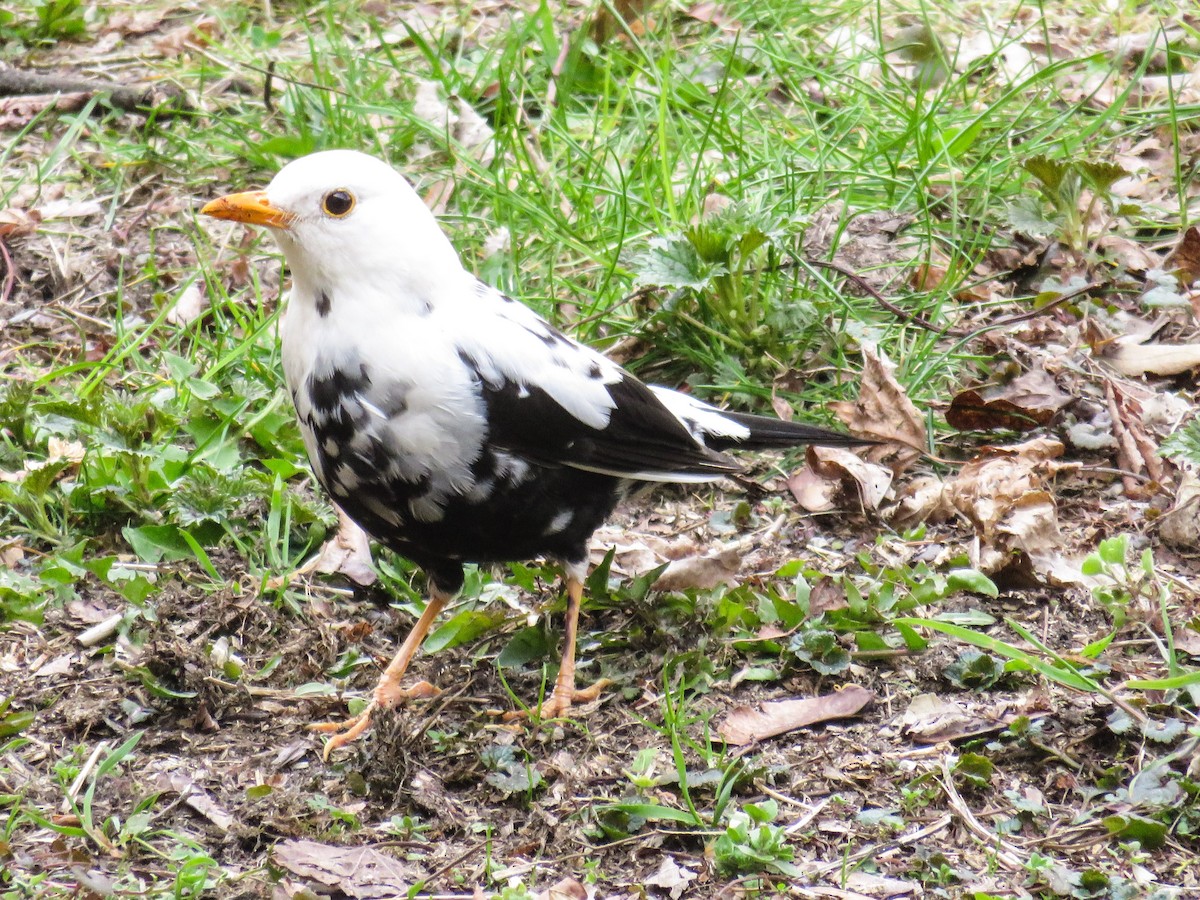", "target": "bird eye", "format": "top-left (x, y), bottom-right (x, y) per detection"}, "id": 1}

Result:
top-left (322, 189), bottom-right (355, 218)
